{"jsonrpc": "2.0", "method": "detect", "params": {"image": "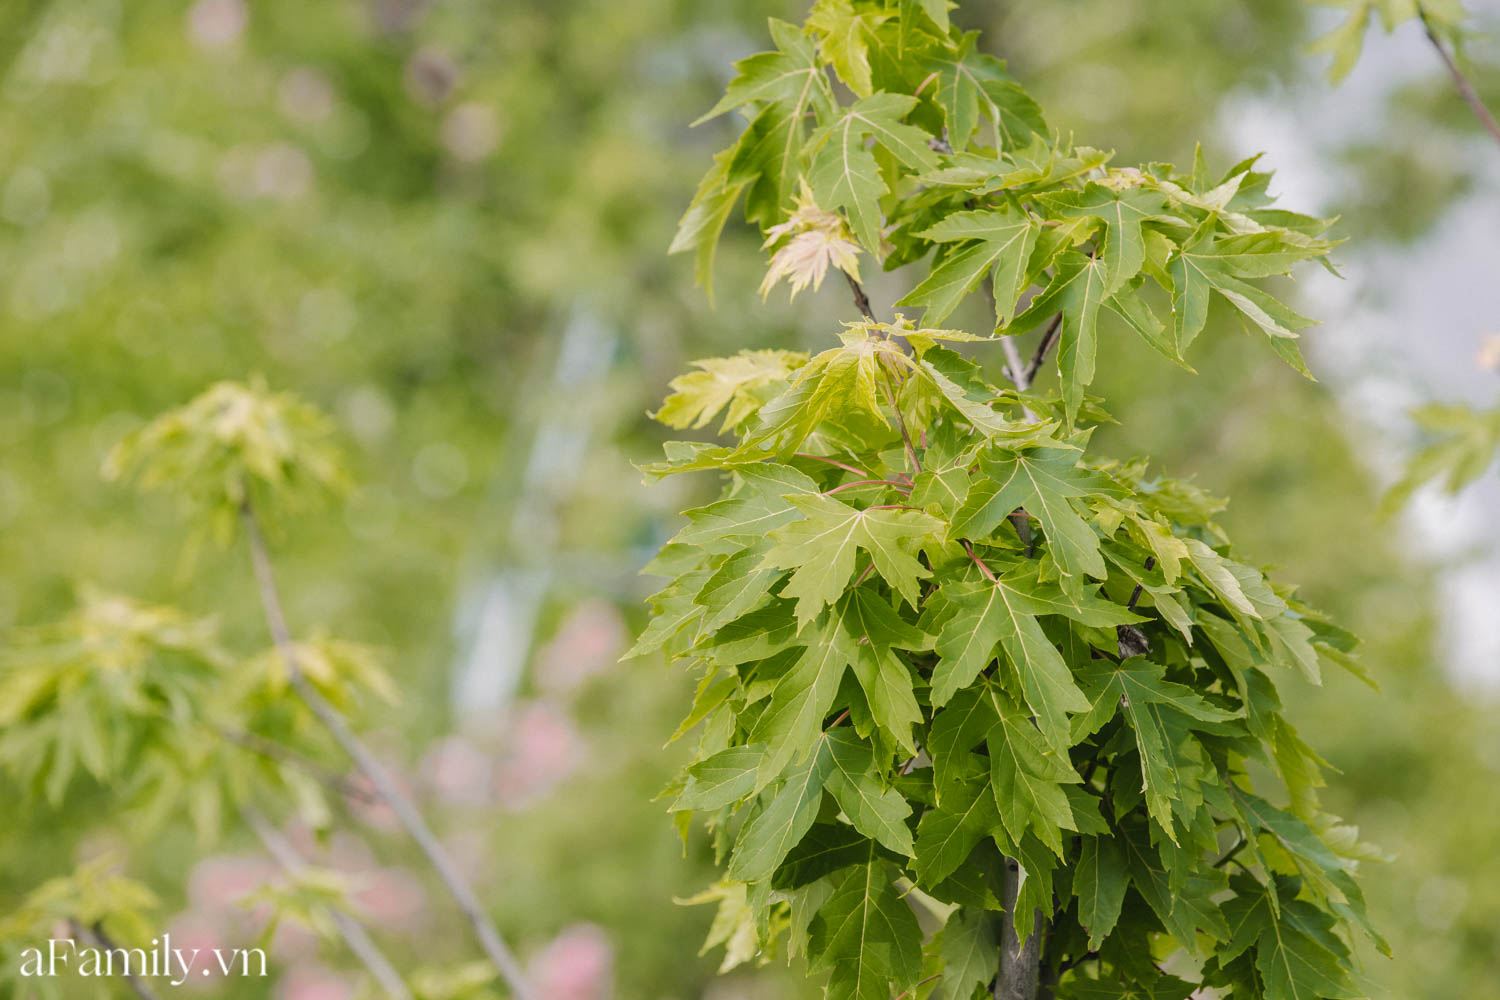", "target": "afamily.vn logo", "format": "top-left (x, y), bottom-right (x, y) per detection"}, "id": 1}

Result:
top-left (18, 935), bottom-right (267, 986)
